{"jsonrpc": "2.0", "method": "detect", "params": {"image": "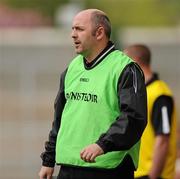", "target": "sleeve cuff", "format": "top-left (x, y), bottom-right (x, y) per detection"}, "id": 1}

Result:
top-left (96, 140), bottom-right (111, 153)
top-left (42, 160), bottom-right (55, 168)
